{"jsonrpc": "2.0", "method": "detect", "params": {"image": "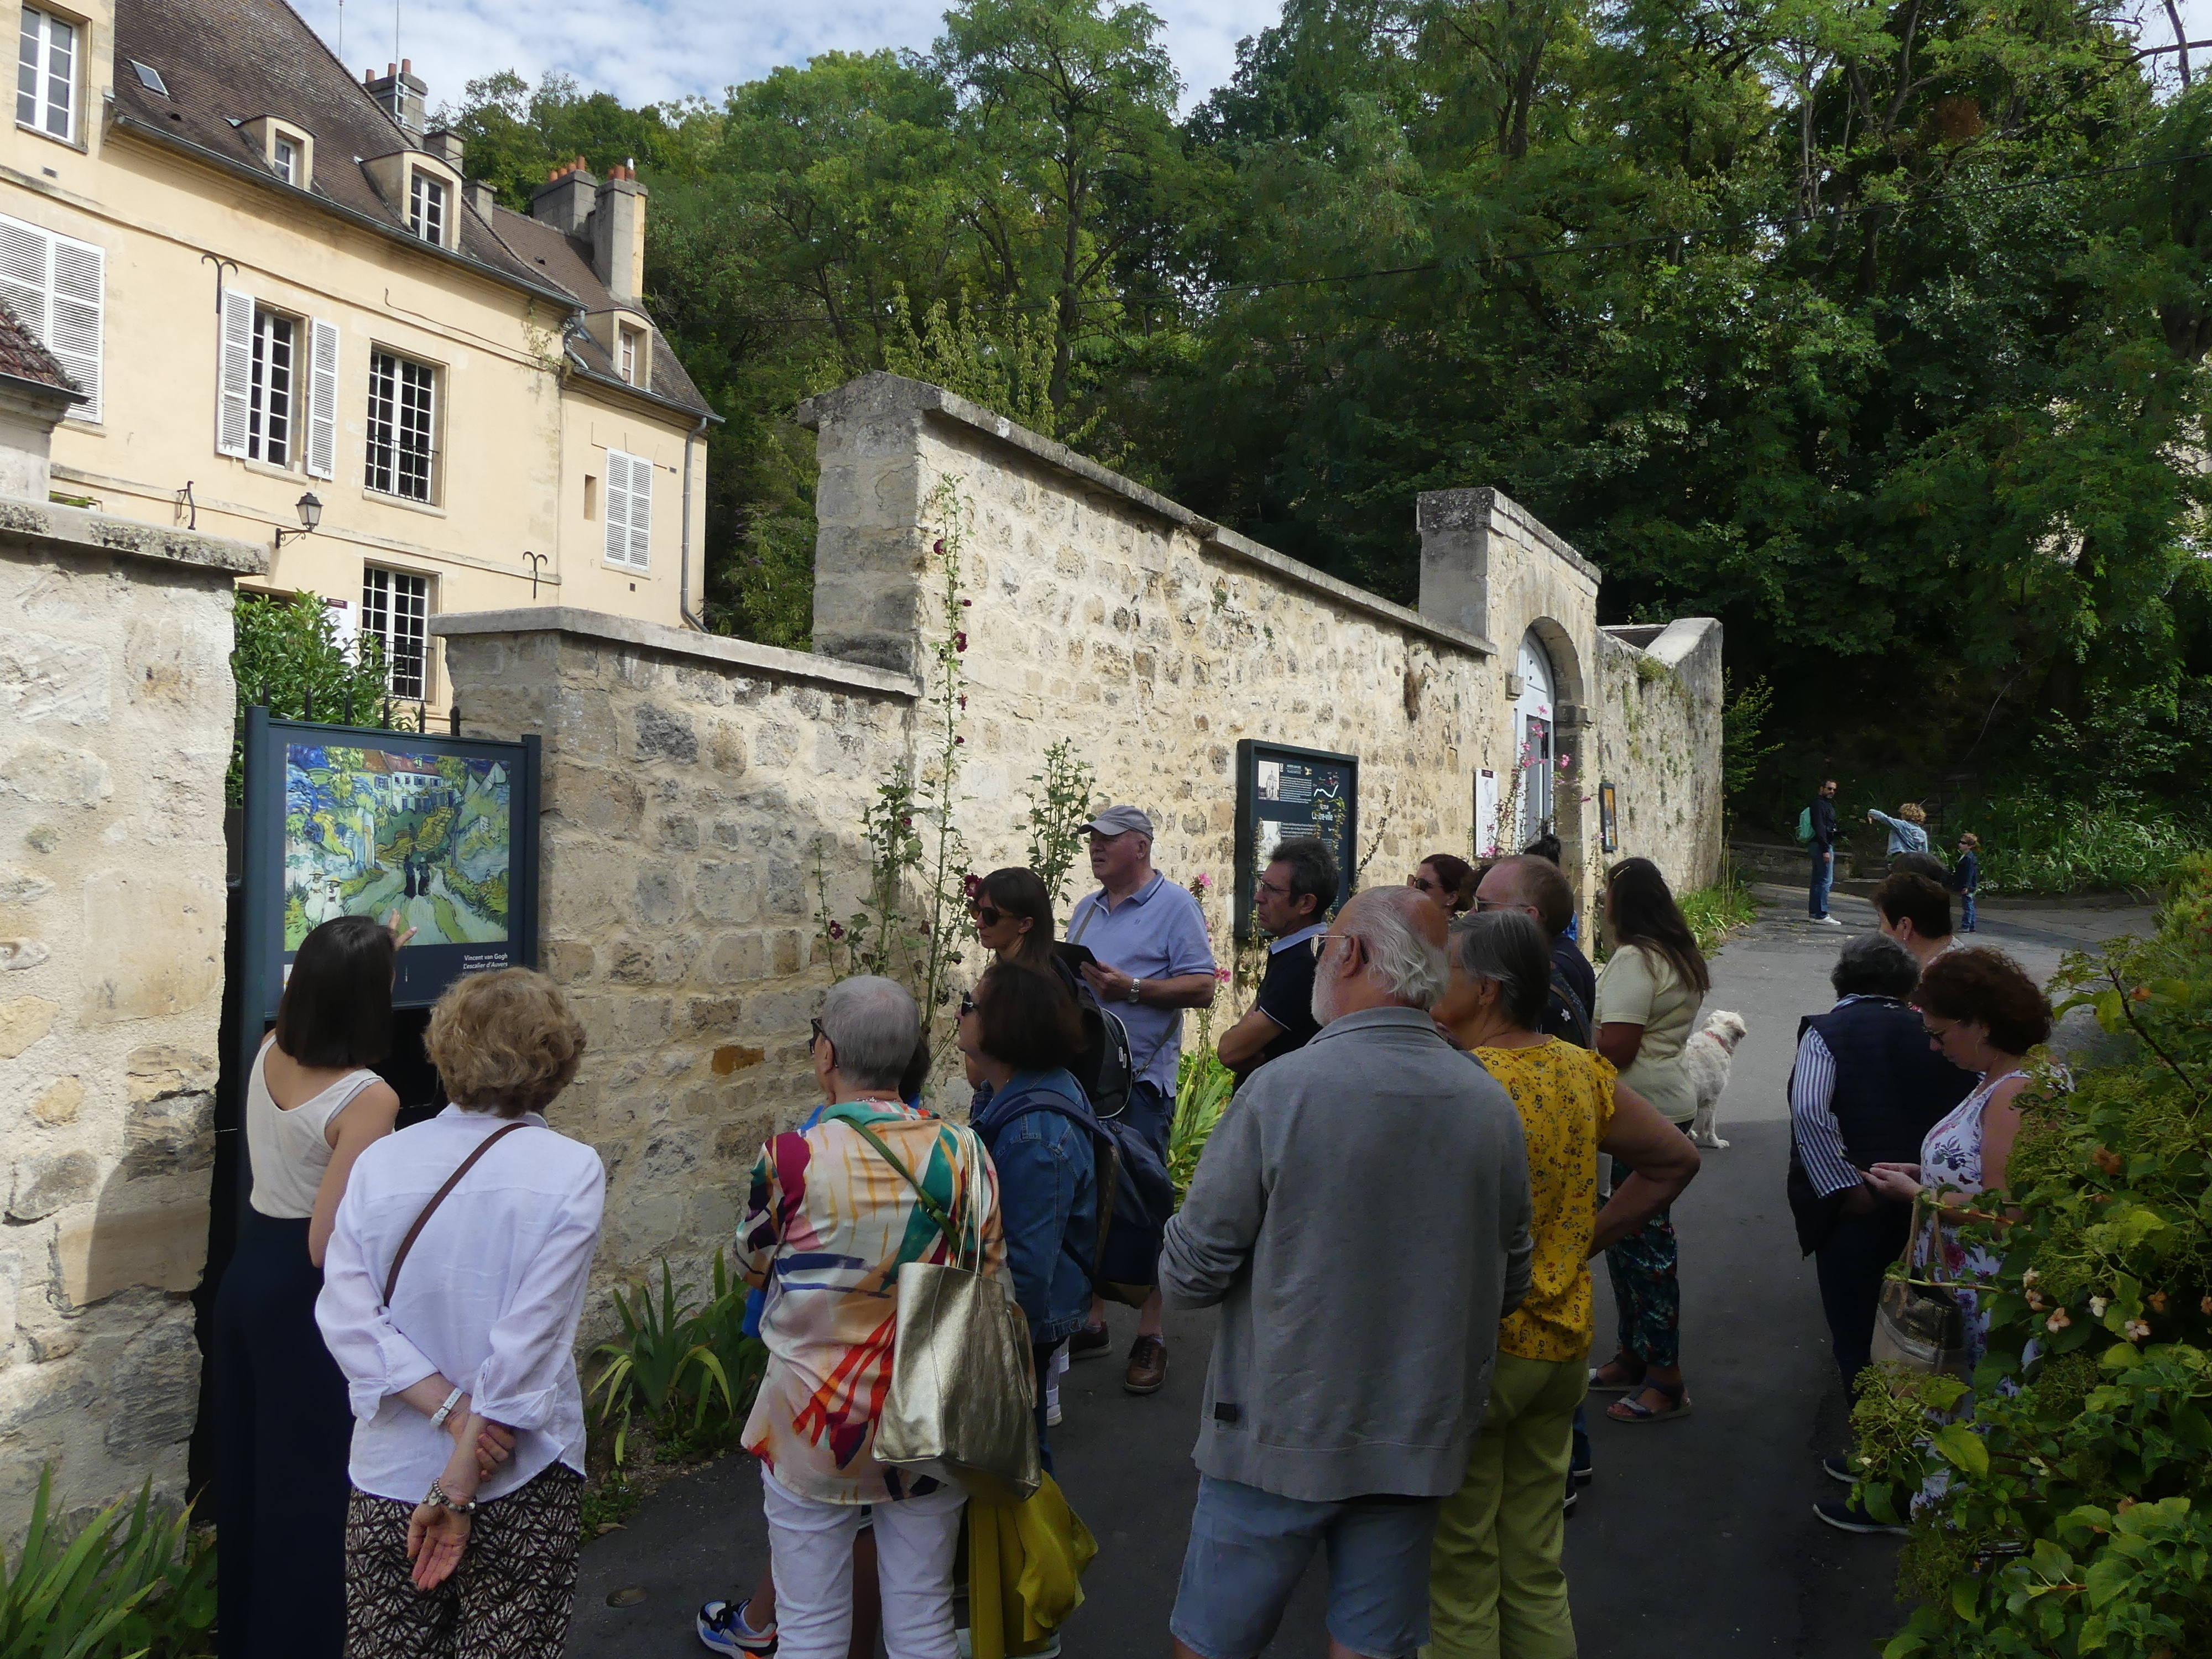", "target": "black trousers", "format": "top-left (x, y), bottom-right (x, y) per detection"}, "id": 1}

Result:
top-left (1813, 1202), bottom-right (1913, 1401)
top-left (213, 1208), bottom-right (353, 1659)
